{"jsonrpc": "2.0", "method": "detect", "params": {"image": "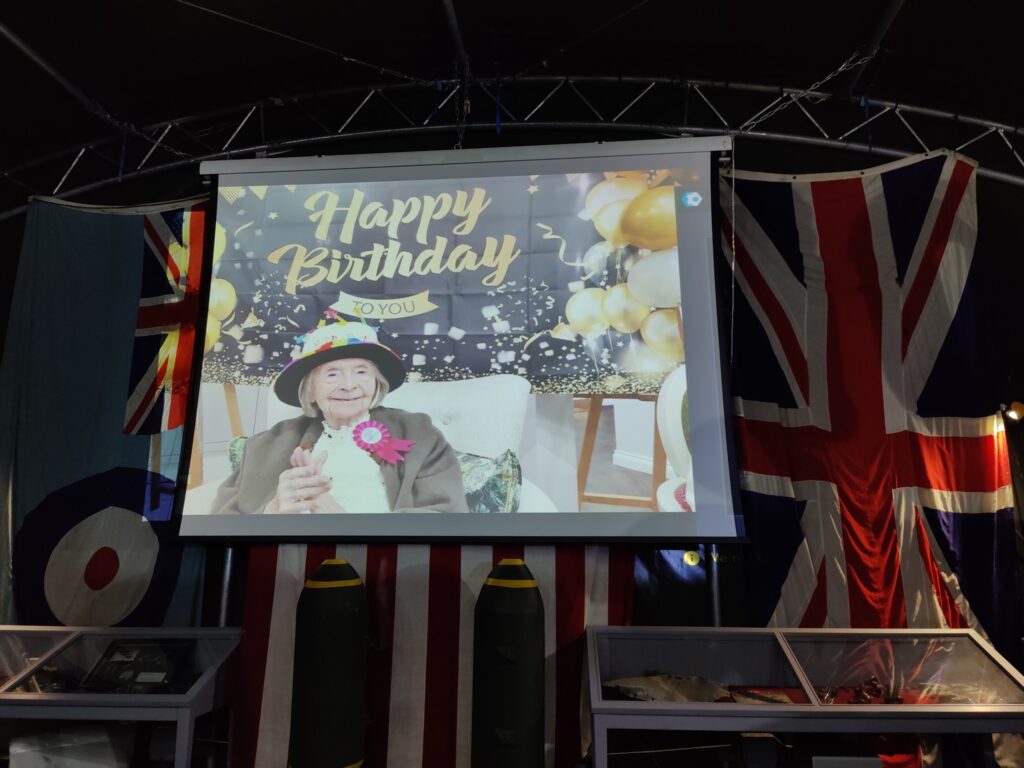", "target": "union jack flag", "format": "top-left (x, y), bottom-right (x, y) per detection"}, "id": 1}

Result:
top-left (124, 205), bottom-right (206, 434)
top-left (721, 152), bottom-right (1015, 652)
